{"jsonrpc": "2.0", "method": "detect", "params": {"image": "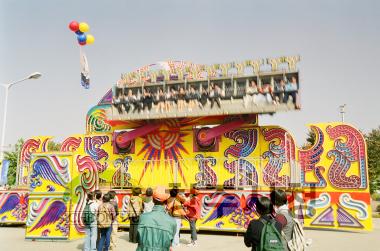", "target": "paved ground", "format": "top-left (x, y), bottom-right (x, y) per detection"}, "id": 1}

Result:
top-left (1, 219), bottom-right (379, 251)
